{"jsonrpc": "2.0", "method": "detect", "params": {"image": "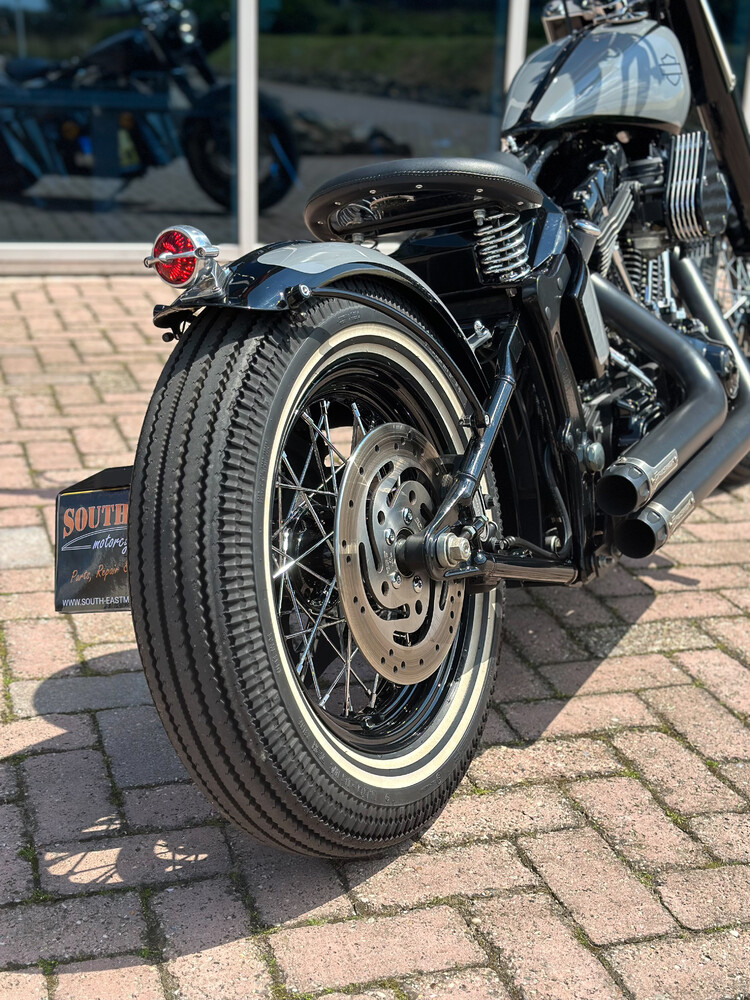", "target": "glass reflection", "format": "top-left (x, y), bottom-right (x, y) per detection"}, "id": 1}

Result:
top-left (258, 0), bottom-right (509, 242)
top-left (0, 0), bottom-right (237, 242)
